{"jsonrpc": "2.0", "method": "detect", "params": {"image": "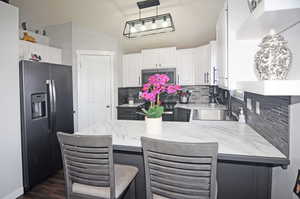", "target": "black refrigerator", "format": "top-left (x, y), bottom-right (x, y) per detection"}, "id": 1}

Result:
top-left (19, 60), bottom-right (74, 191)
